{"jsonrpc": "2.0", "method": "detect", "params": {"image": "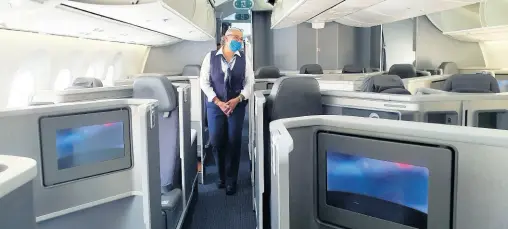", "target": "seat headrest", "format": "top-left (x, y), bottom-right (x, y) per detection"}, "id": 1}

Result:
top-left (267, 76), bottom-right (322, 120)
top-left (182, 65), bottom-right (201, 76)
top-left (255, 66), bottom-right (281, 79)
top-left (442, 73), bottom-right (500, 93)
top-left (438, 62), bottom-right (459, 75)
top-left (69, 77), bottom-right (103, 88)
top-left (299, 64), bottom-right (323, 74)
top-left (361, 75), bottom-right (406, 93)
top-left (133, 76), bottom-right (178, 112)
top-left (342, 65), bottom-right (364, 73)
top-left (388, 64), bottom-right (417, 79)
top-left (380, 88), bottom-right (412, 95)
